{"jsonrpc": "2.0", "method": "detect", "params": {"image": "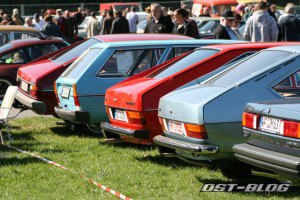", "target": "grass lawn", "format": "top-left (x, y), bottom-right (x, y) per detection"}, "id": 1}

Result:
top-left (0, 117), bottom-right (299, 199)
